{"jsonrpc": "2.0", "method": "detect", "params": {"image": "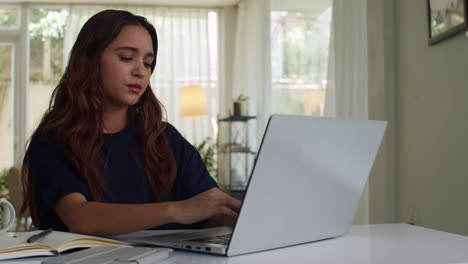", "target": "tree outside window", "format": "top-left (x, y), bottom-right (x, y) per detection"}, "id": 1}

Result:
top-left (271, 8), bottom-right (331, 116)
top-left (28, 8), bottom-right (68, 135)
